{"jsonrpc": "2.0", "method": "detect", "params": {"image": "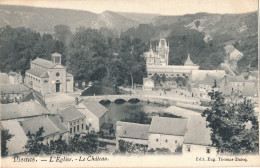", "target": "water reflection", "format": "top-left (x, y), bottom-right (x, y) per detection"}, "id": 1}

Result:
top-left (103, 101), bottom-right (168, 129)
